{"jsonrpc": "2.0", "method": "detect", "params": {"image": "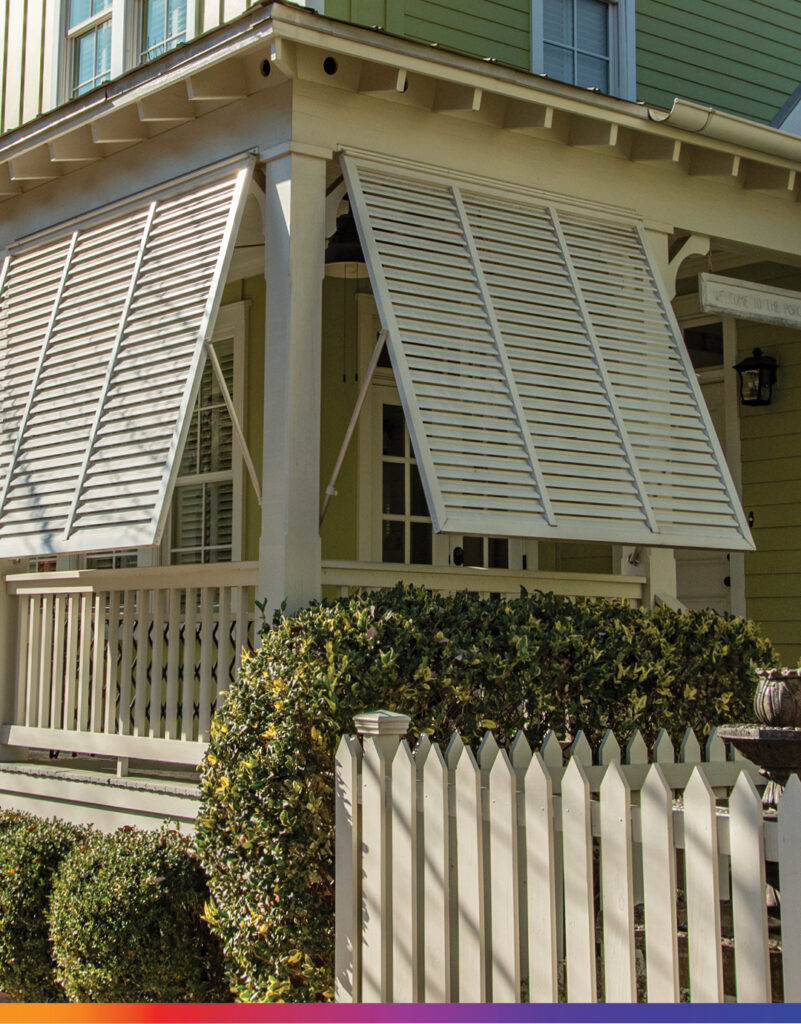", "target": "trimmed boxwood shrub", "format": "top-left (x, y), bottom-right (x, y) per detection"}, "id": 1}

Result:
top-left (0, 811), bottom-right (83, 1002)
top-left (195, 584), bottom-right (777, 1002)
top-left (49, 825), bottom-right (228, 1003)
